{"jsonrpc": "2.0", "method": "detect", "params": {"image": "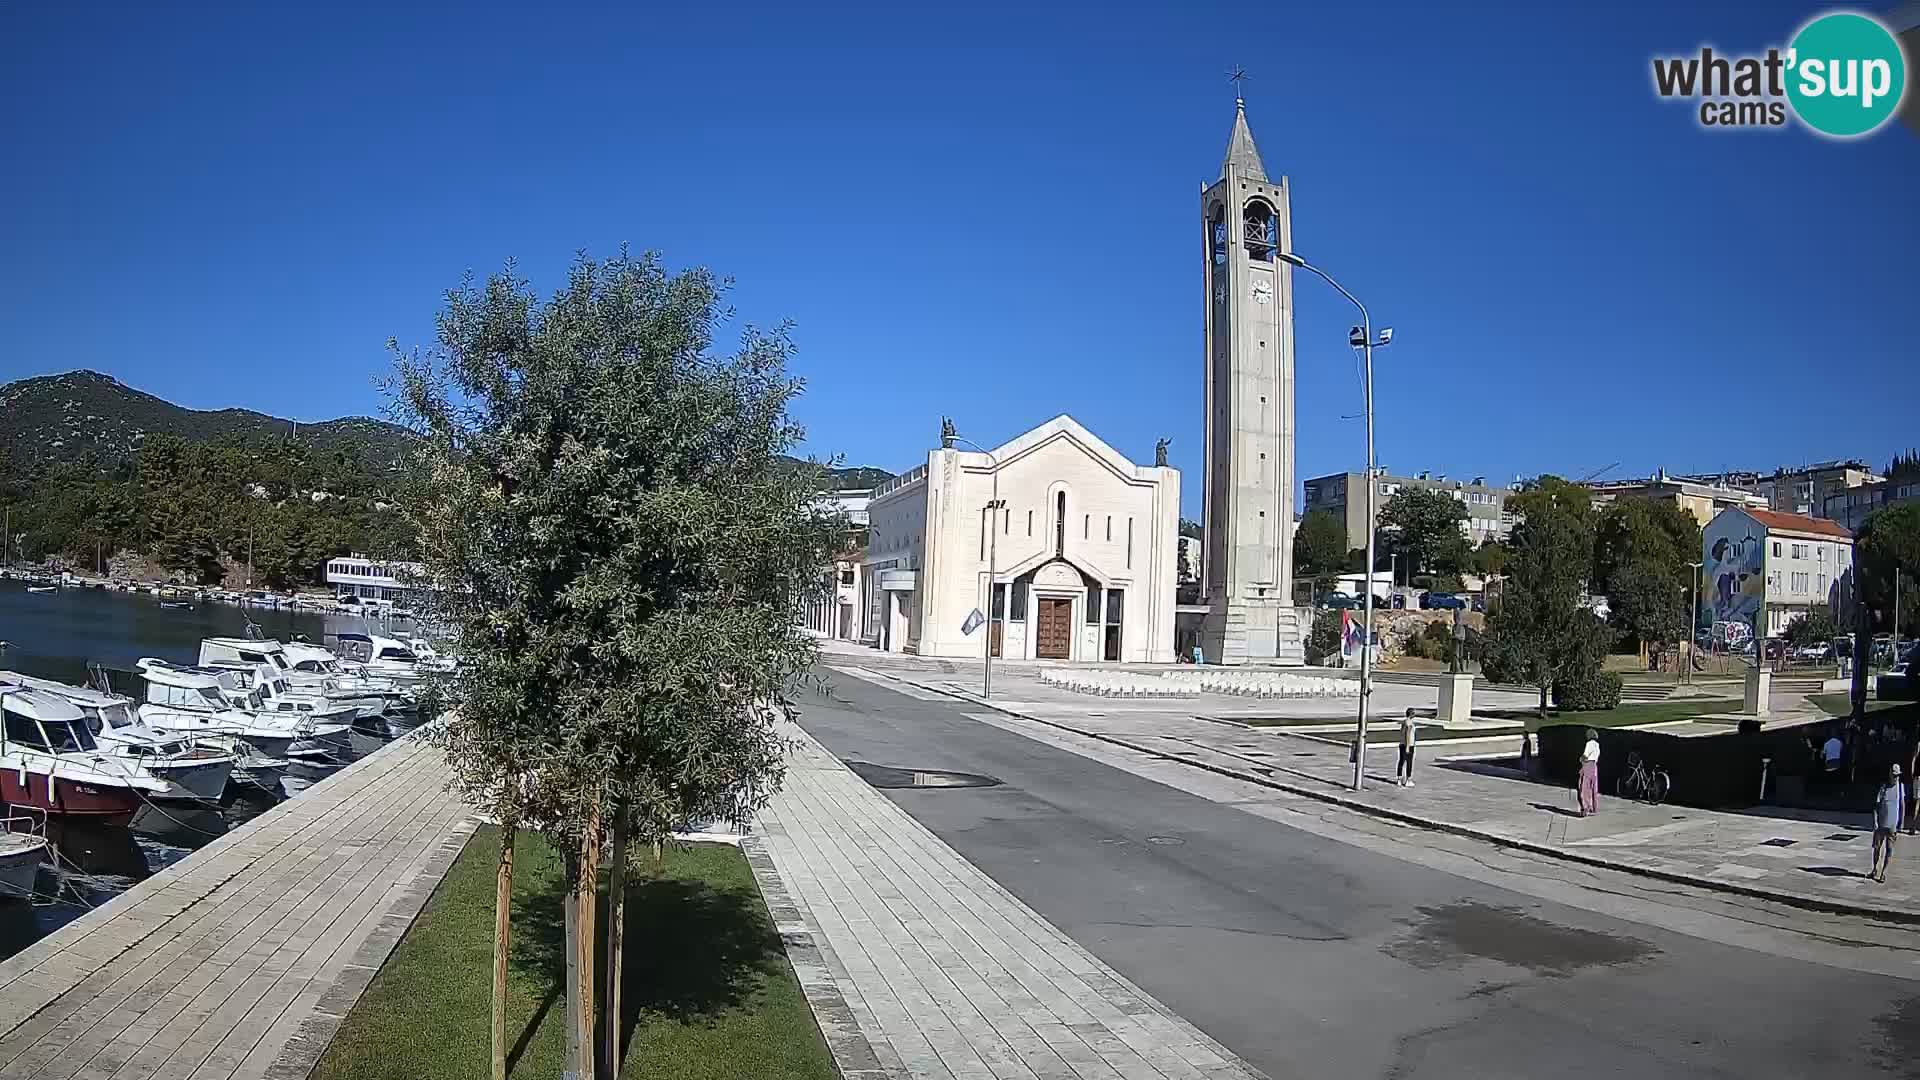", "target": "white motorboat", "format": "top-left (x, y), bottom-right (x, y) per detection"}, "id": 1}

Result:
top-left (198, 636), bottom-right (395, 722)
top-left (333, 631), bottom-right (457, 688)
top-left (134, 658), bottom-right (312, 767)
top-left (0, 687), bottom-right (170, 824)
top-left (0, 671), bottom-right (236, 802)
top-left (1, 812), bottom-right (49, 902)
top-left (195, 663), bottom-right (355, 760)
